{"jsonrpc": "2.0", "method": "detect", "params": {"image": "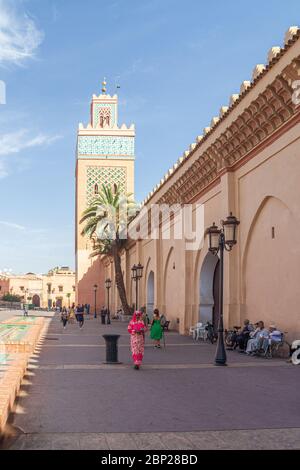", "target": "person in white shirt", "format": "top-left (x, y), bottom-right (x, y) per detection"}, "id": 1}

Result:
top-left (260, 324), bottom-right (282, 353)
top-left (245, 321), bottom-right (268, 355)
